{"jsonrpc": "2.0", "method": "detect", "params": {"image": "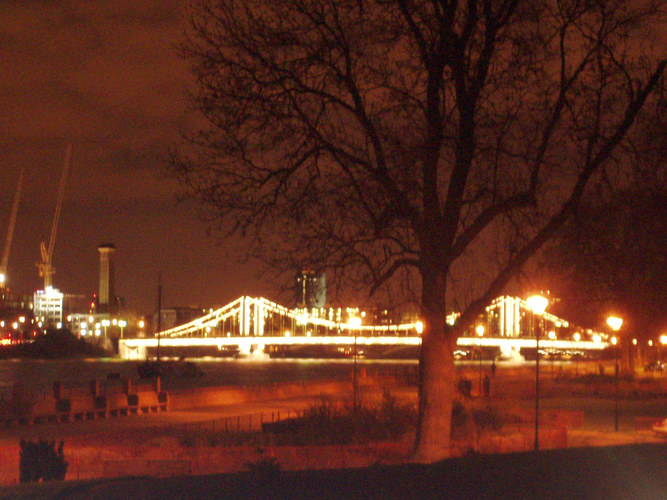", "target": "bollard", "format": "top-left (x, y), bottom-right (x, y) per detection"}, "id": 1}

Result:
top-left (53, 381), bottom-right (62, 400)
top-left (90, 380), bottom-right (99, 397)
